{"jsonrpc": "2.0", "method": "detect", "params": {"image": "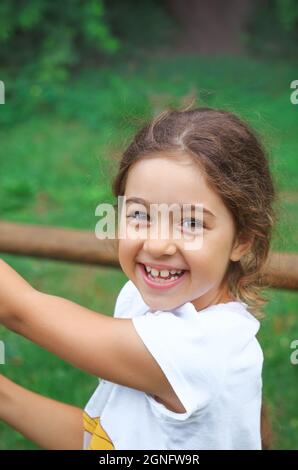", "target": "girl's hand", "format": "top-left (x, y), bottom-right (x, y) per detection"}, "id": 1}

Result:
top-left (0, 259), bottom-right (35, 326)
